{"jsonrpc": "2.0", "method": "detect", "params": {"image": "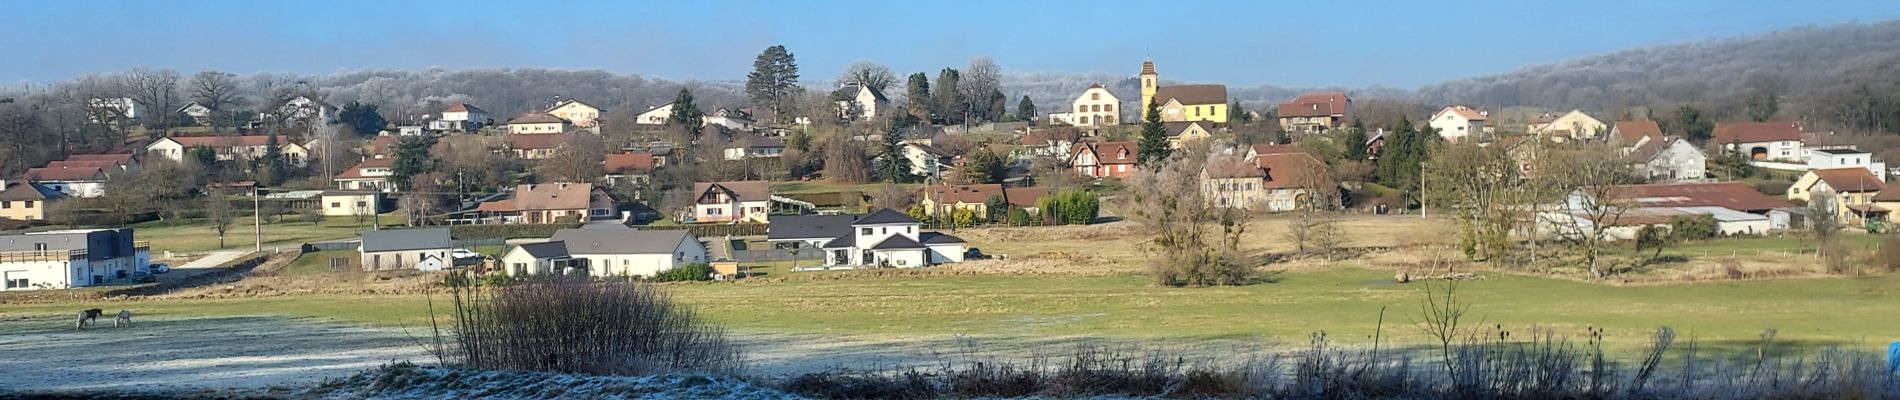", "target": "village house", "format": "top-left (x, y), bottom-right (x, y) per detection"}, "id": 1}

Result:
top-left (546, 228), bottom-right (706, 277)
top-left (1540, 182), bottom-right (1794, 240)
top-left (1788, 167), bottom-right (1886, 226)
top-left (1277, 92), bottom-right (1351, 134)
top-left (1050, 83), bottom-right (1121, 127)
top-left (274, 96), bottom-right (339, 126)
top-left (433, 102), bottom-right (491, 131)
top-left (814, 209), bottom-right (966, 268)
top-left (1714, 121), bottom-right (1805, 162)
top-left (1069, 141), bottom-right (1139, 178)
top-left (0, 229), bottom-right (150, 291)
top-left (1139, 60), bottom-right (1228, 123)
top-left (145, 135), bottom-right (309, 166)
top-left (506, 113), bottom-right (571, 135)
top-left (545, 99), bottom-right (603, 128)
top-left (704, 108), bottom-right (755, 131)
top-left (1626, 136), bottom-right (1707, 183)
top-left (917, 184), bottom-right (1048, 218)
top-left (1527, 110), bottom-right (1607, 140)
top-left (766, 214), bottom-right (862, 249)
top-left (1871, 188), bottom-right (1900, 220)
top-left (358, 228), bottom-right (454, 271)
top-left (1164, 121), bottom-right (1215, 149)
top-left (476, 183), bottom-right (616, 224)
top-left (602, 152), bottom-right (655, 188)
top-left (1430, 105), bottom-right (1489, 142)
top-left (832, 84), bottom-right (891, 121)
top-left (1020, 130), bottom-right (1076, 159)
top-left (499, 241), bottom-right (578, 276)
top-left (0, 183), bottom-right (65, 222)
top-left (23, 162), bottom-right (113, 198)
top-left (88, 98), bottom-right (144, 123)
top-left (505, 133), bottom-right (568, 160)
top-left (320, 191), bottom-right (385, 217)
top-left (1201, 152), bottom-right (1334, 211)
top-left (334, 158), bottom-right (395, 192)
top-left (177, 102), bottom-right (213, 125)
top-left (1609, 120), bottom-right (1664, 148)
top-left (723, 136), bottom-right (786, 160)
top-left (635, 102), bottom-right (678, 125)
top-left (1805, 147), bottom-right (1887, 181)
top-left (690, 181), bottom-right (771, 223)
top-left (902, 142), bottom-right (955, 179)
